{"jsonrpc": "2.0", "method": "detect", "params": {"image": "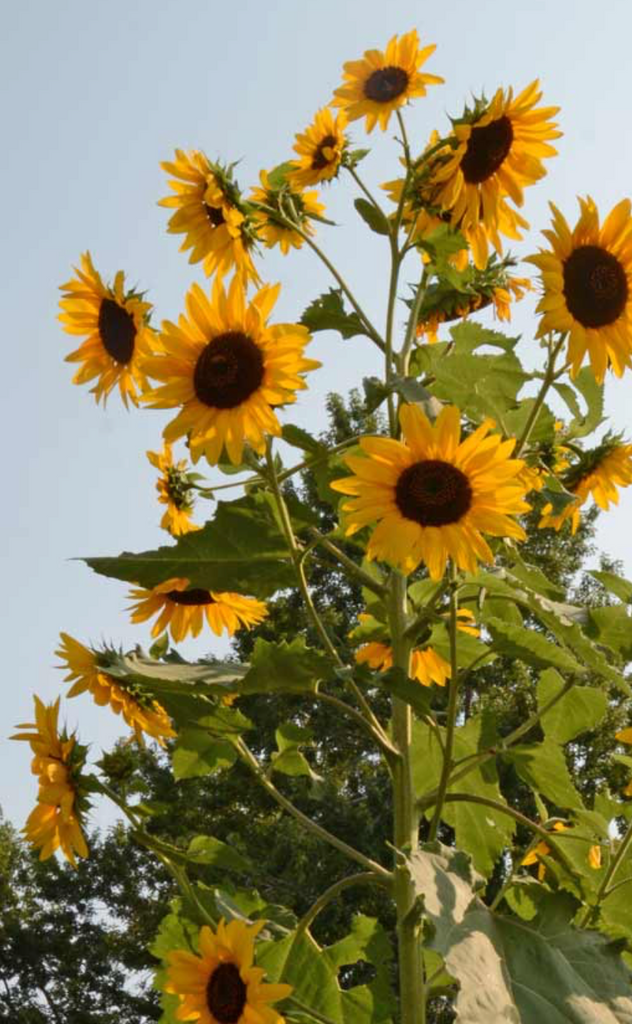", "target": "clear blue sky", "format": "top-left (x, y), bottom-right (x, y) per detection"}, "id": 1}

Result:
top-left (3, 0), bottom-right (632, 829)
